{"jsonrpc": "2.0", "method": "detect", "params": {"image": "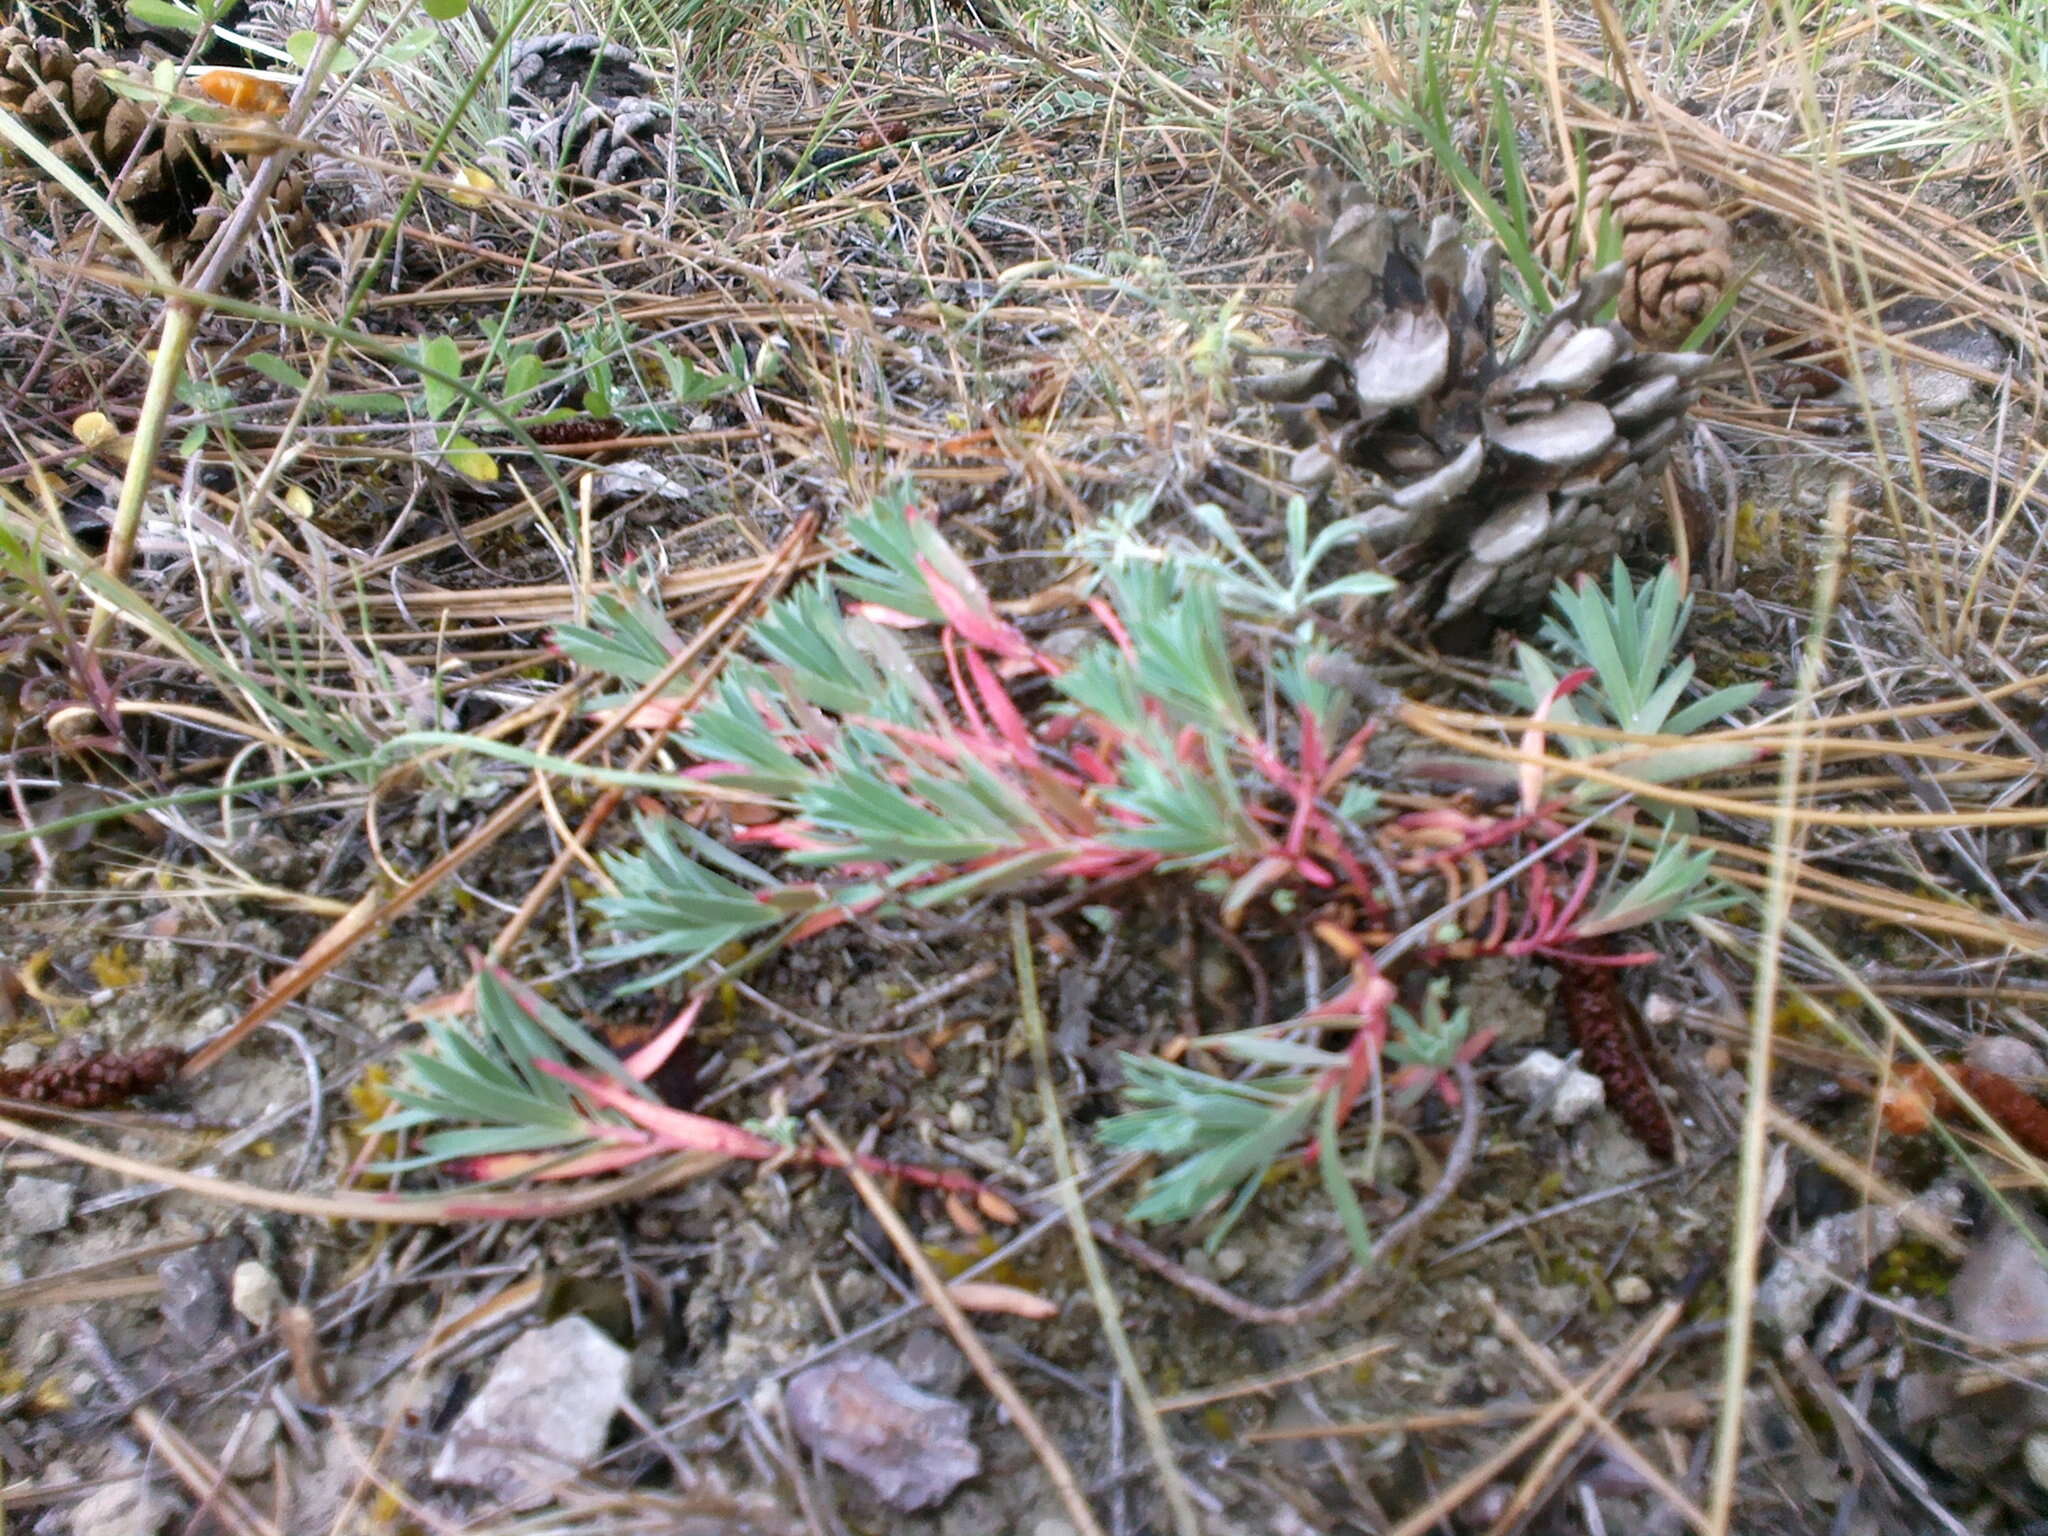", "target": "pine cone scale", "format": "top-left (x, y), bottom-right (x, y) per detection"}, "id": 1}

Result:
top-left (1257, 177), bottom-right (1708, 625)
